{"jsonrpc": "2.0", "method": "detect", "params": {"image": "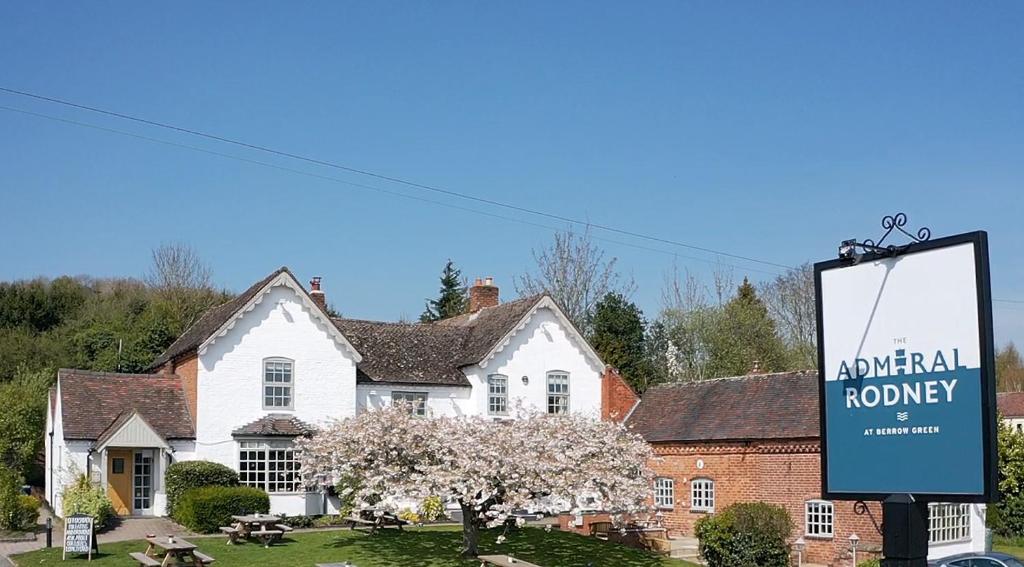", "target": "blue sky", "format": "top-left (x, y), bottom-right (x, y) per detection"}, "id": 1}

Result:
top-left (1, 2), bottom-right (1022, 347)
